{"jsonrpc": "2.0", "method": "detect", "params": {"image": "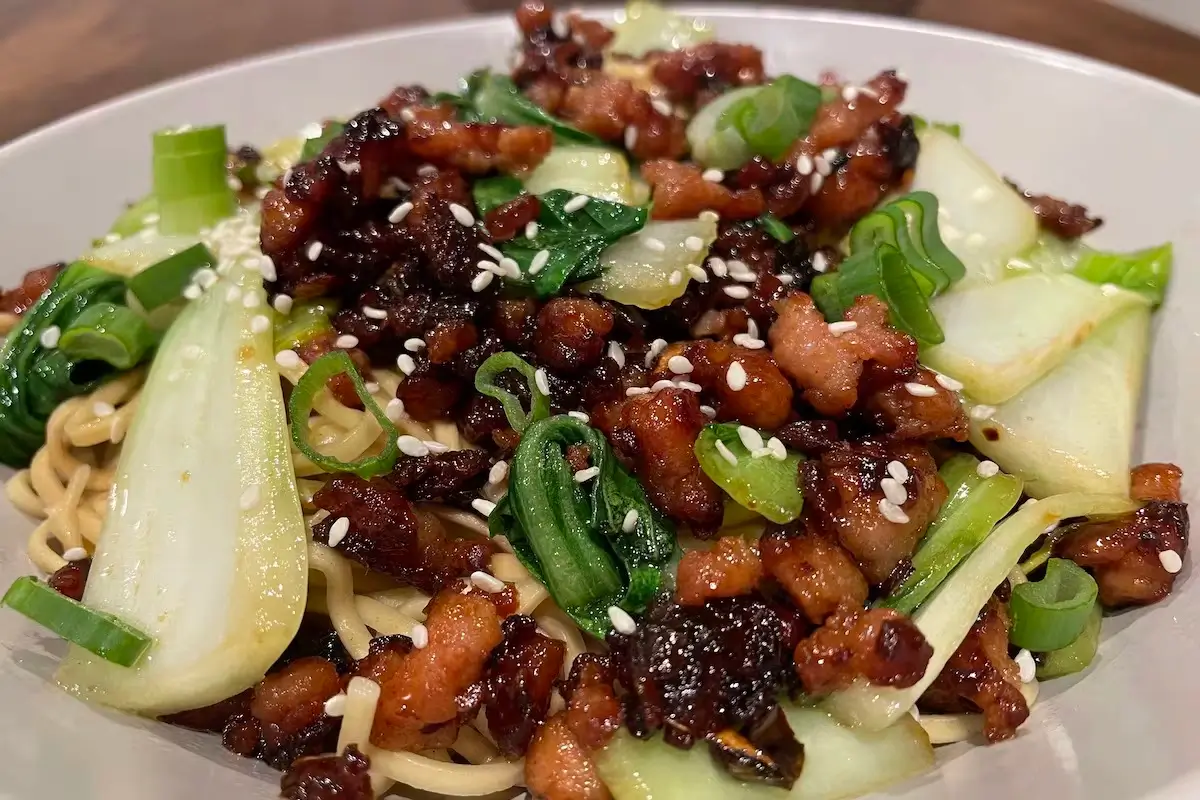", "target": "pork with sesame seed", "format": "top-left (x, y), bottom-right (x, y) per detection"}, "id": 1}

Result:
top-left (534, 297), bottom-right (615, 372)
top-left (641, 159), bottom-right (766, 221)
top-left (759, 525), bottom-right (869, 625)
top-left (860, 364), bottom-right (969, 442)
top-left (1008, 180), bottom-right (1104, 239)
top-left (793, 604), bottom-right (932, 695)
top-left (676, 536), bottom-right (764, 606)
top-left (650, 42), bottom-right (766, 109)
top-left (664, 340), bottom-right (793, 430)
top-left (807, 114), bottom-right (919, 230)
top-left (804, 70), bottom-right (909, 153)
top-left (385, 449), bottom-right (491, 506)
